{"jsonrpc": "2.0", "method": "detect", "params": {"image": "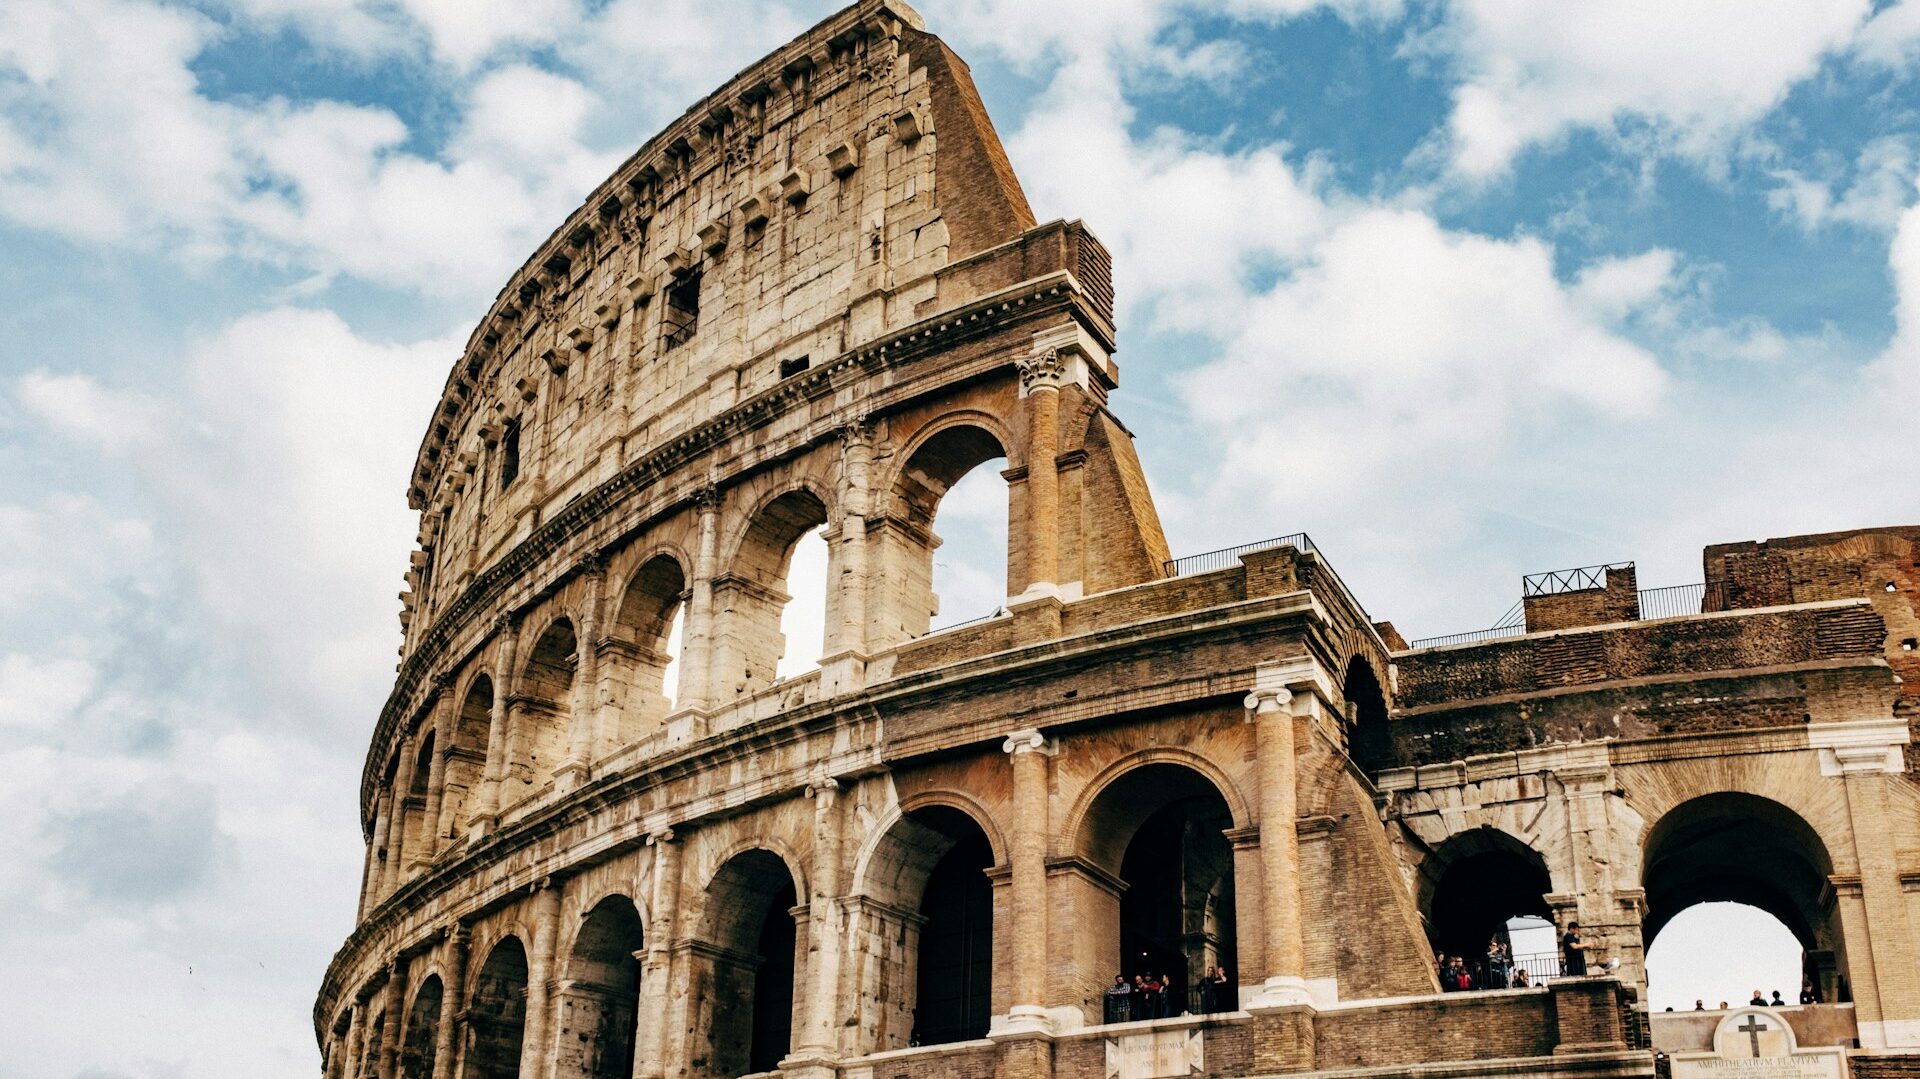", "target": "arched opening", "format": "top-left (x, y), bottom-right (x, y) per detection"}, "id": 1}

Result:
top-left (399, 974), bottom-right (442, 1079)
top-left (398, 732), bottom-right (434, 871)
top-left (511, 619), bottom-right (577, 795)
top-left (555, 895), bottom-right (646, 1079)
top-left (715, 490), bottom-right (829, 698)
top-left (859, 805), bottom-right (998, 1050)
top-left (695, 850), bottom-right (802, 1077)
top-left (883, 424), bottom-right (1010, 641)
top-left (1418, 829), bottom-right (1553, 989)
top-left (442, 675), bottom-right (493, 841)
top-left (1642, 793), bottom-right (1846, 1010)
top-left (468, 936), bottom-right (529, 1079)
top-left (1646, 903), bottom-right (1805, 1012)
top-left (1342, 659), bottom-right (1392, 774)
top-left (776, 527), bottom-right (829, 680)
top-left (607, 555), bottom-right (687, 746)
top-left (1078, 763), bottom-right (1239, 1017)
